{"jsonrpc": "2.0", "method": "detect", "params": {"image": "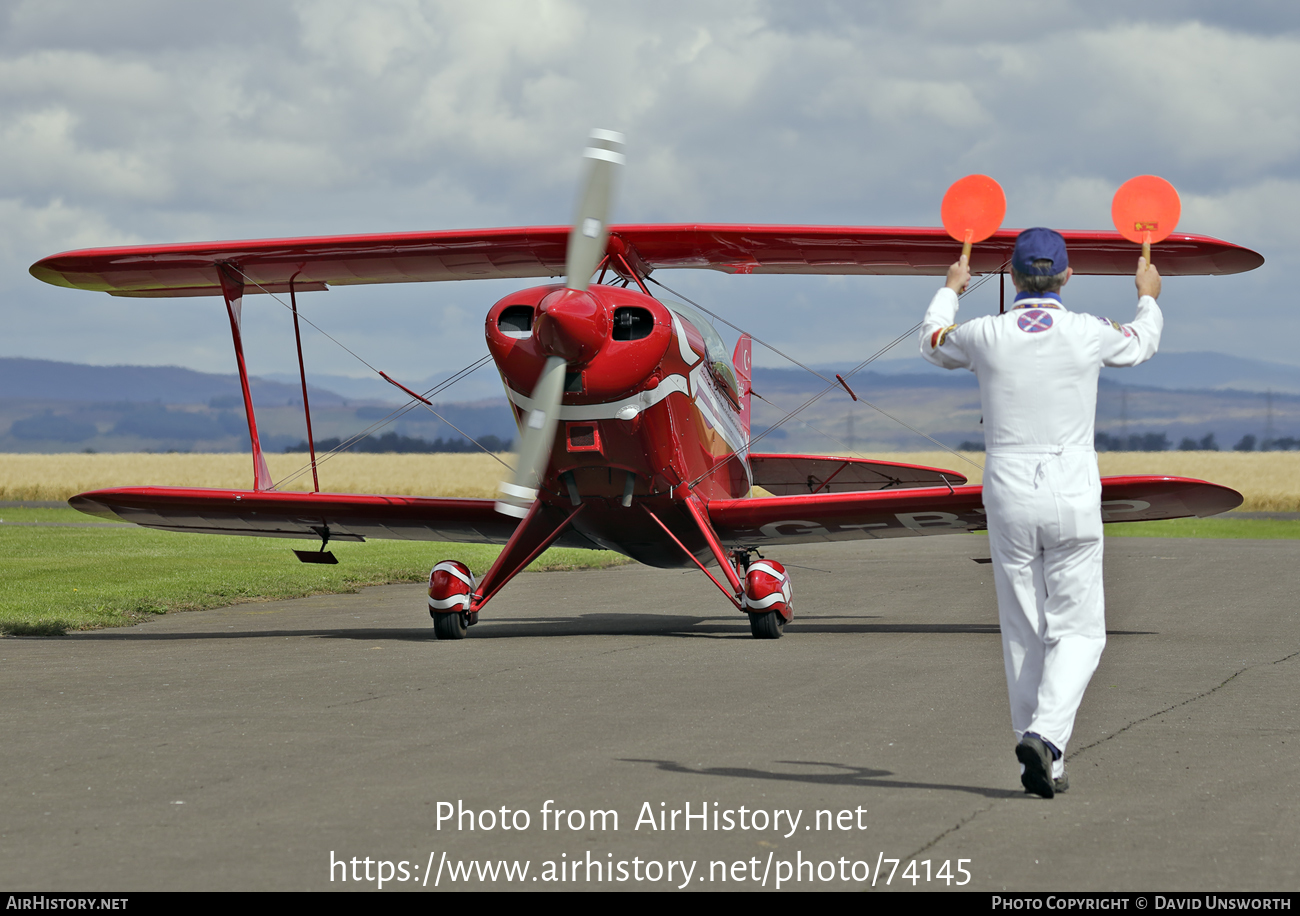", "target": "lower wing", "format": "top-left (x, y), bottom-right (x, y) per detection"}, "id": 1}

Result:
top-left (69, 486), bottom-right (539, 545)
top-left (707, 476), bottom-right (1242, 547)
top-left (71, 475), bottom-right (1241, 551)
